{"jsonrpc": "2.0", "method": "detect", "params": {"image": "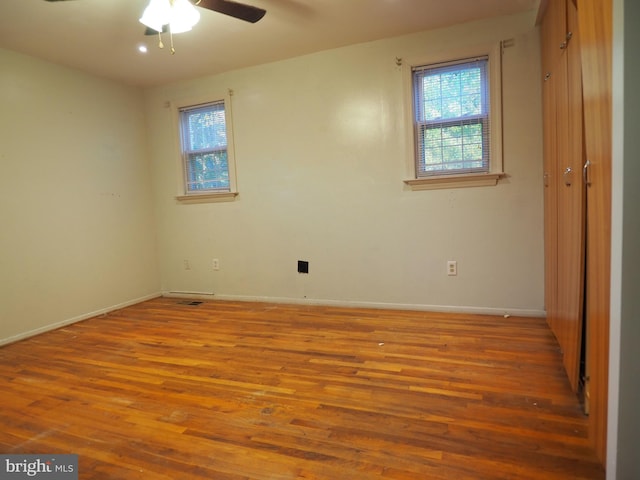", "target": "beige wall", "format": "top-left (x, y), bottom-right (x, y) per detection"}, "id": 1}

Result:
top-left (145, 11), bottom-right (545, 315)
top-left (0, 48), bottom-right (160, 343)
